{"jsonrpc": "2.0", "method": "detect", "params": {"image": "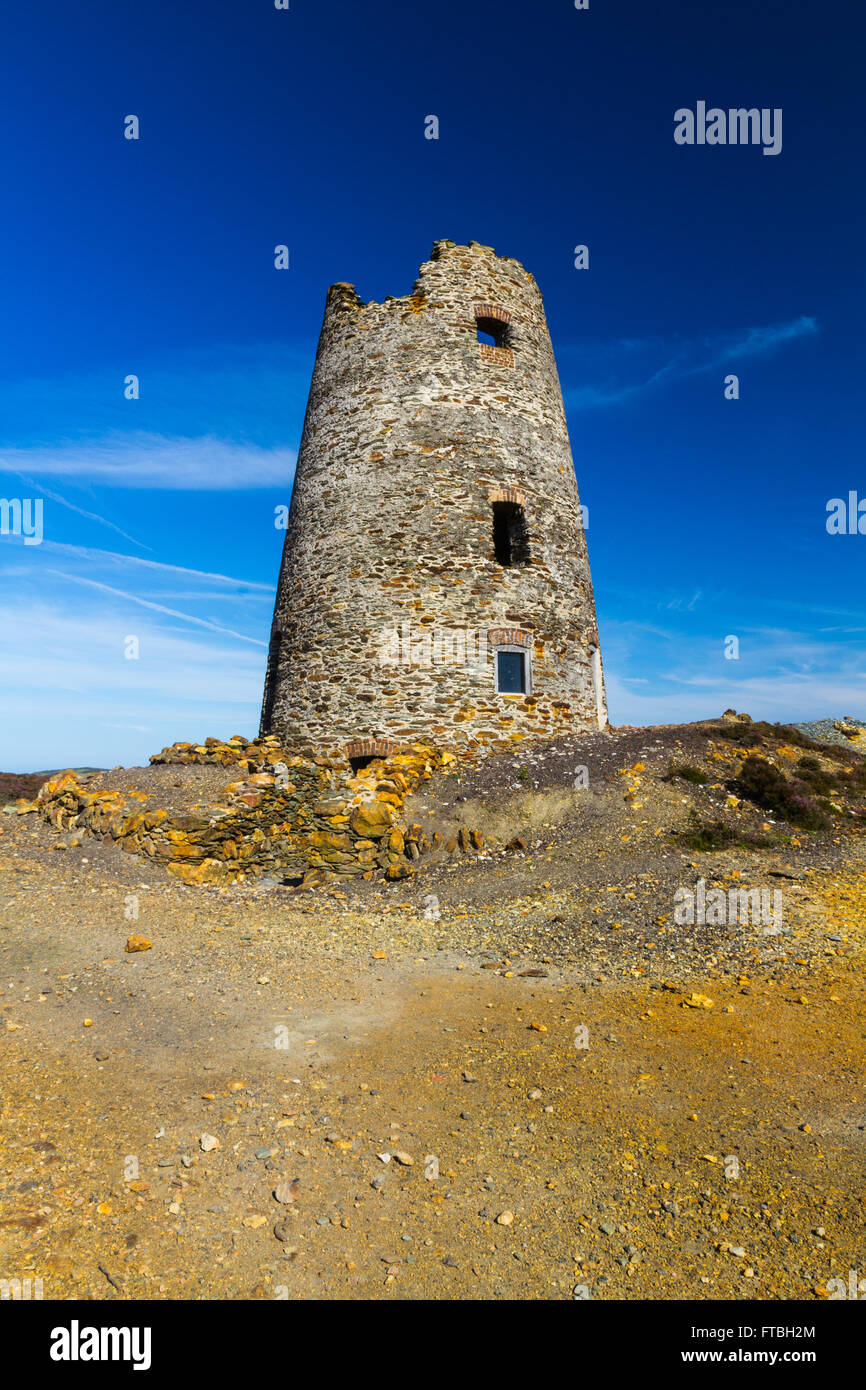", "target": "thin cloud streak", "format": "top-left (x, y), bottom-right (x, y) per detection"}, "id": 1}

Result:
top-left (0, 534), bottom-right (274, 589)
top-left (565, 315), bottom-right (818, 411)
top-left (14, 472), bottom-right (152, 549)
top-left (0, 433), bottom-right (297, 490)
top-left (47, 571), bottom-right (268, 646)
